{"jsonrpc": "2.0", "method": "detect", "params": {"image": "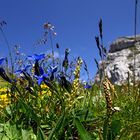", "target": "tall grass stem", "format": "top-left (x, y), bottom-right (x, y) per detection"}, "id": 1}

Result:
top-left (0, 27), bottom-right (14, 74)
